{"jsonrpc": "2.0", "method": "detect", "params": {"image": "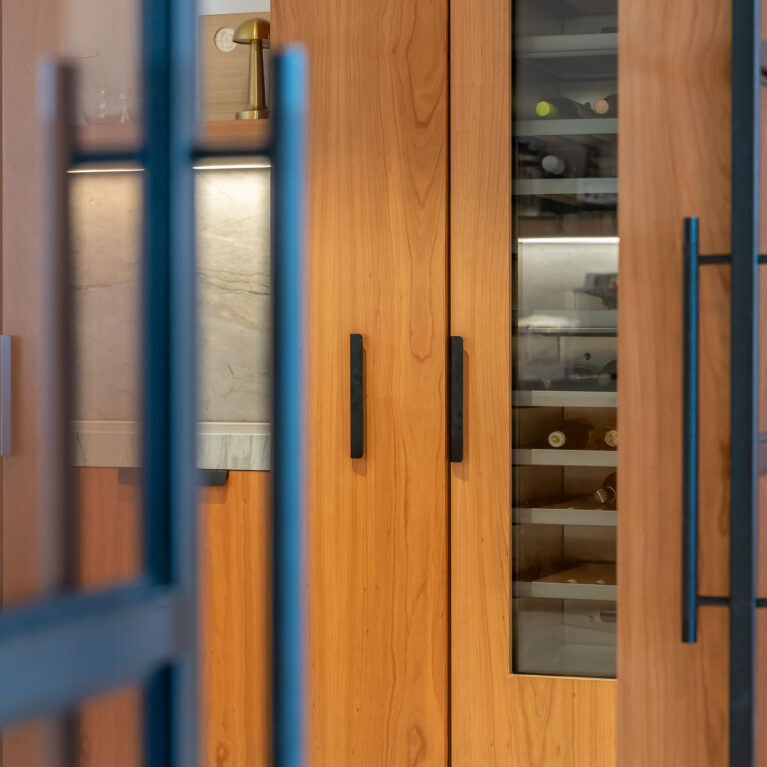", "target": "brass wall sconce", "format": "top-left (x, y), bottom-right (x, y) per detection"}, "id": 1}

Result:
top-left (234, 18), bottom-right (270, 120)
